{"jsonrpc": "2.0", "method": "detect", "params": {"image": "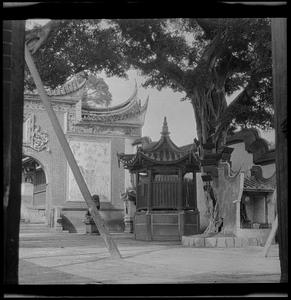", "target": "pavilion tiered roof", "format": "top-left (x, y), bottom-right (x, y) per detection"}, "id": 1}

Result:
top-left (118, 117), bottom-right (200, 171)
